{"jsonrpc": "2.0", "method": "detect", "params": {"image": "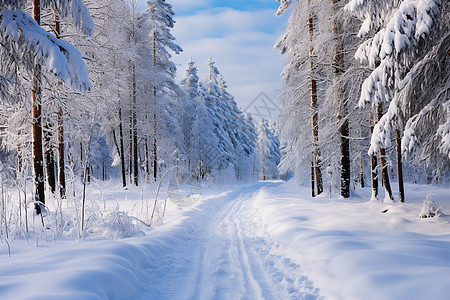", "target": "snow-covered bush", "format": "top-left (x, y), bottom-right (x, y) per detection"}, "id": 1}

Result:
top-left (419, 195), bottom-right (441, 218)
